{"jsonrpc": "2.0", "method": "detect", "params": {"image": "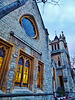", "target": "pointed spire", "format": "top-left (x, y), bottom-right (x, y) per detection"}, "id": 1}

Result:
top-left (61, 31), bottom-right (63, 34)
top-left (61, 31), bottom-right (65, 40)
top-left (62, 31), bottom-right (64, 37)
top-left (59, 34), bottom-right (61, 38)
top-left (54, 31), bottom-right (59, 40)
